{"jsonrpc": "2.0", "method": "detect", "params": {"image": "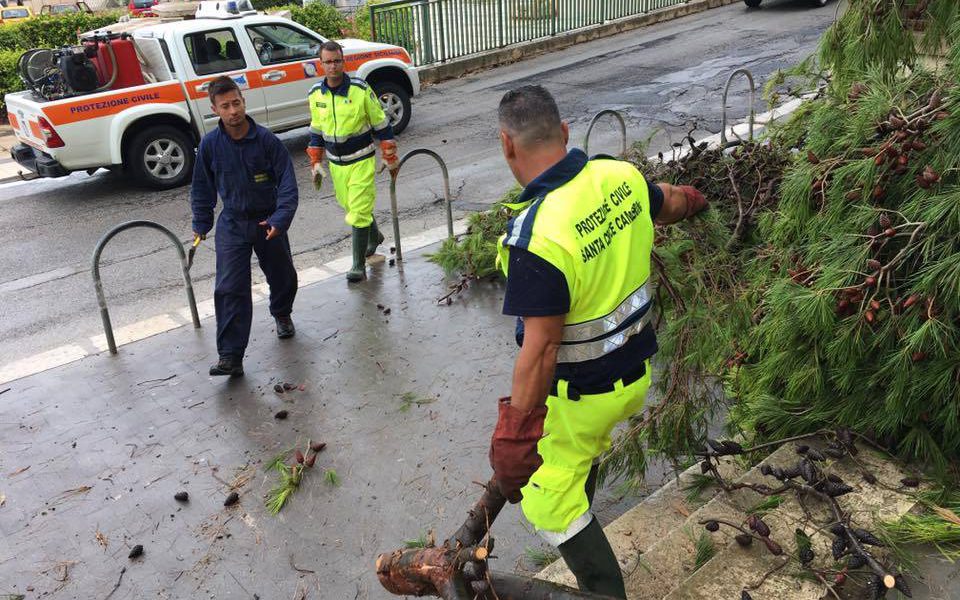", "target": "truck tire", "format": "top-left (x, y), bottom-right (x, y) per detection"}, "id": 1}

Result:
top-left (126, 125), bottom-right (194, 190)
top-left (372, 81), bottom-right (412, 135)
top-left (744, 0), bottom-right (761, 6)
